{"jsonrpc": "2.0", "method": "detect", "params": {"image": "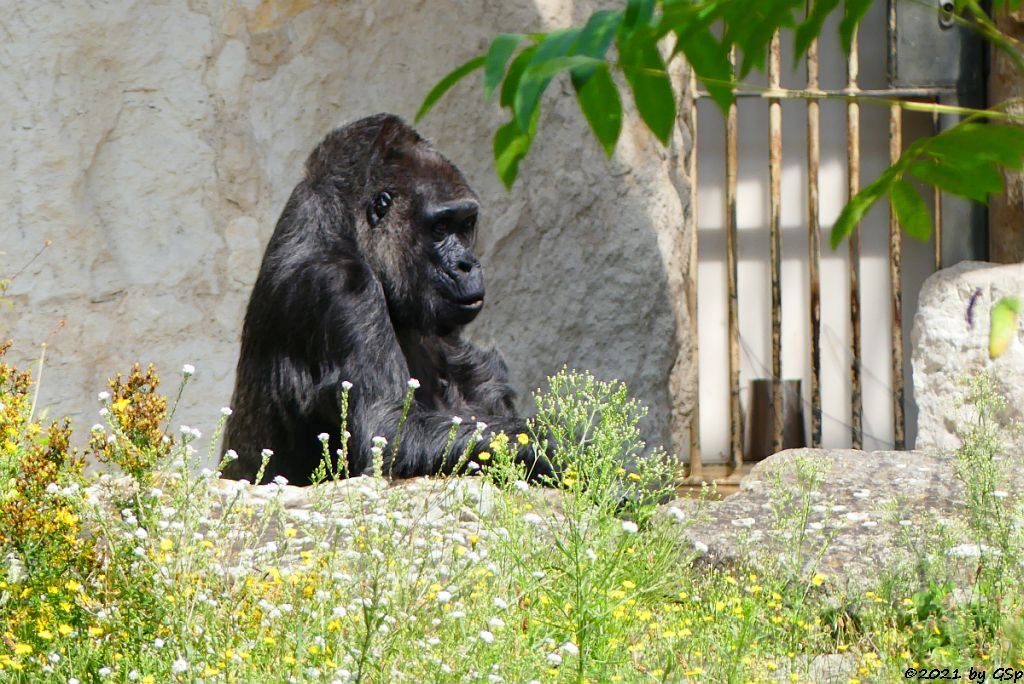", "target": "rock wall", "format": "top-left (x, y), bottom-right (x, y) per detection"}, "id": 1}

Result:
top-left (0, 1), bottom-right (694, 458)
top-left (912, 261), bottom-right (1024, 452)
